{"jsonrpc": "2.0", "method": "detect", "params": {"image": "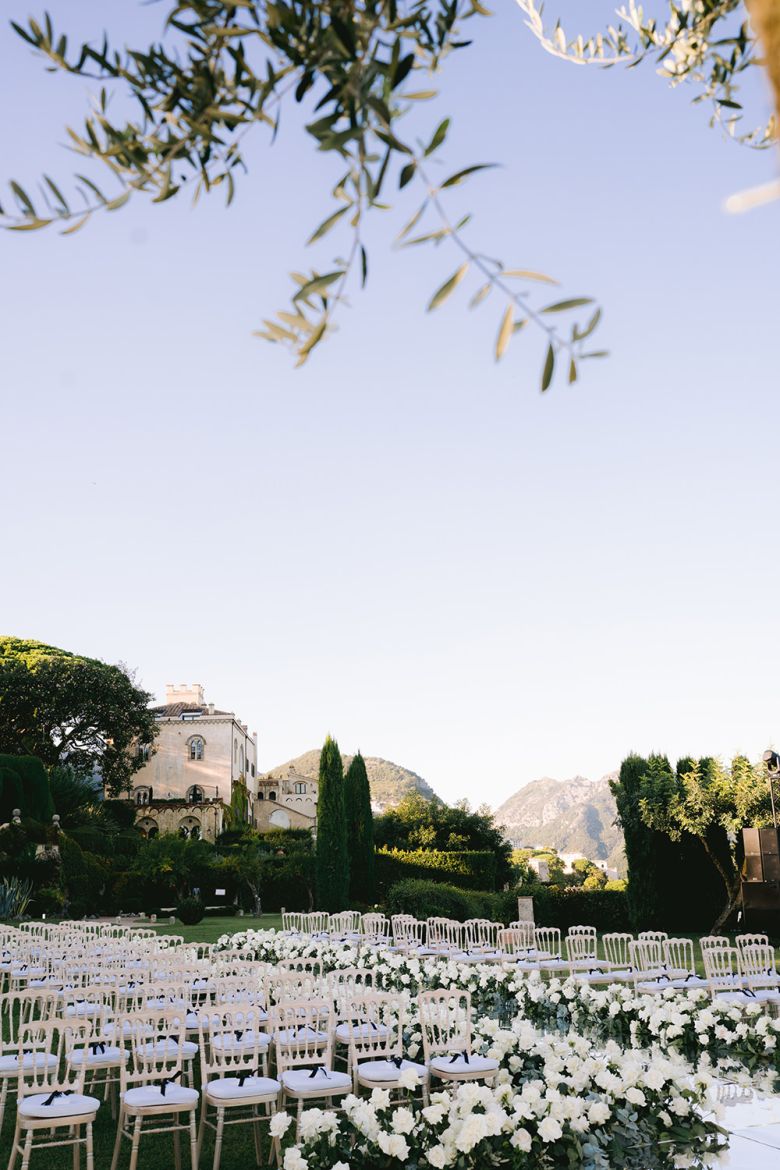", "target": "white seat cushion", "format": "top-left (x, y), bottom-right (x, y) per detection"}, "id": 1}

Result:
top-left (356, 1059), bottom-right (428, 1083)
top-left (64, 1003), bottom-right (103, 1018)
top-left (280, 1068), bottom-right (351, 1095)
top-left (124, 1083), bottom-right (199, 1109)
top-left (211, 1031), bottom-right (270, 1054)
top-left (430, 1054), bottom-right (499, 1076)
top-left (19, 1091), bottom-right (101, 1119)
top-left (274, 1027), bottom-right (327, 1046)
top-left (0, 1053), bottom-right (58, 1075)
top-left (206, 1076), bottom-right (280, 1101)
top-left (137, 1039), bottom-right (197, 1059)
top-left (68, 1045), bottom-right (128, 1067)
top-left (334, 1022), bottom-right (391, 1043)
